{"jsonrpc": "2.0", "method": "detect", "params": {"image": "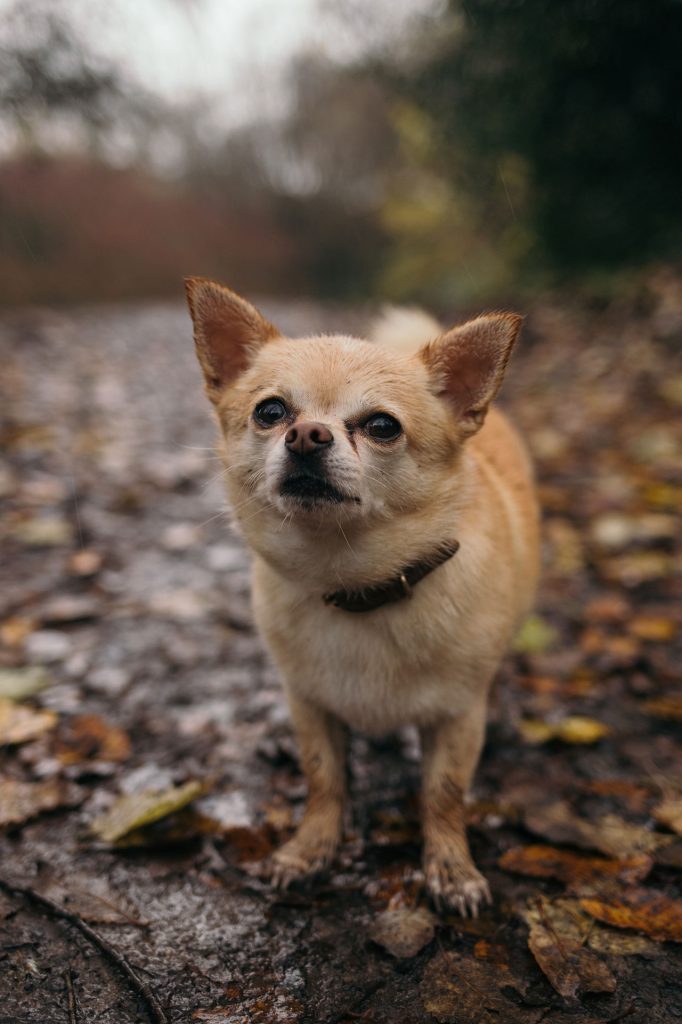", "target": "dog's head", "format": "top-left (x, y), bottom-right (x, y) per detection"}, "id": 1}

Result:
top-left (186, 278), bottom-right (521, 552)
